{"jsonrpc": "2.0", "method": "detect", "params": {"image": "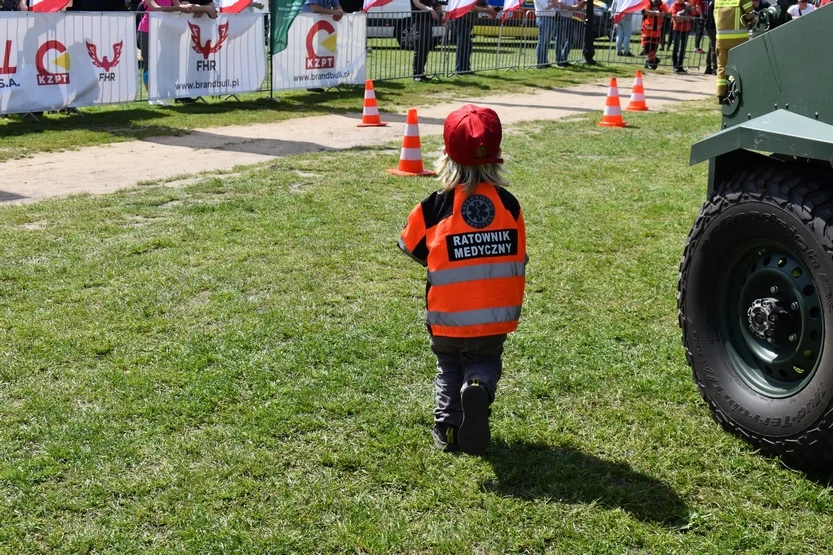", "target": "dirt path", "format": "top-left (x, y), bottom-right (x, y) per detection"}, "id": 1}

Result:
top-left (0, 73), bottom-right (714, 204)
